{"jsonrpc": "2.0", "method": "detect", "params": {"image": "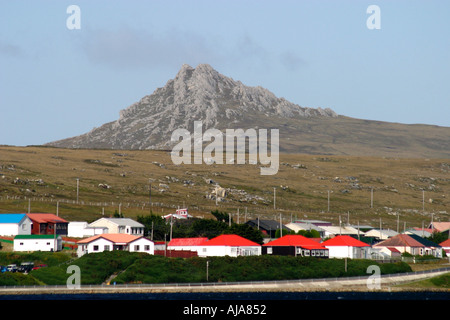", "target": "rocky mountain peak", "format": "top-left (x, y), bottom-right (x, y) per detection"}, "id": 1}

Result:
top-left (47, 63), bottom-right (338, 150)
